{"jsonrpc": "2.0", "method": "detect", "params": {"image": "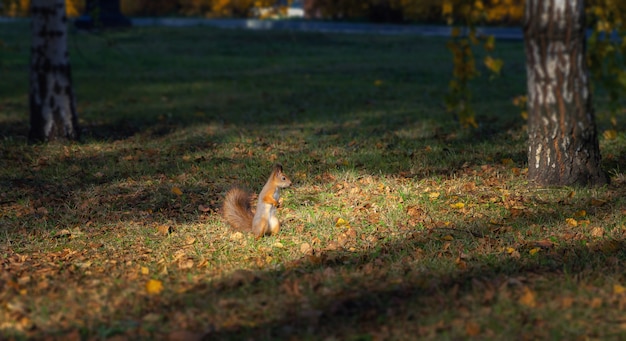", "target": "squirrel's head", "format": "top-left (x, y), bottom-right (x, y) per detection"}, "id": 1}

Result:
top-left (273, 164), bottom-right (292, 188)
